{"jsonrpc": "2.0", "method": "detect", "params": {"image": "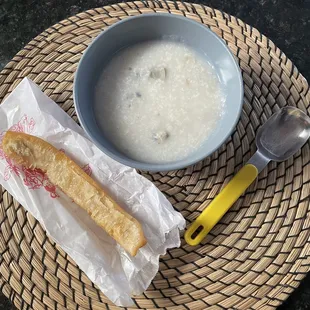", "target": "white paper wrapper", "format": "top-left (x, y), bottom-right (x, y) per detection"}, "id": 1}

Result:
top-left (0, 78), bottom-right (185, 306)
